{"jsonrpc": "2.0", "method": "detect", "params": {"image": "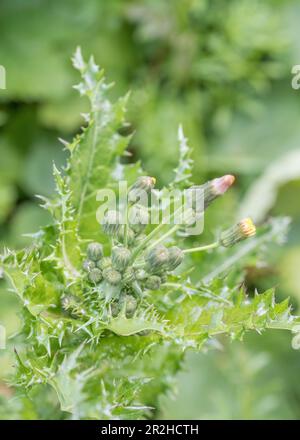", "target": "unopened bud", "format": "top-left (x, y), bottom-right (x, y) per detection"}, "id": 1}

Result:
top-left (82, 259), bottom-right (96, 272)
top-left (97, 257), bottom-right (112, 270)
top-left (135, 269), bottom-right (148, 281)
top-left (167, 246), bottom-right (184, 271)
top-left (102, 210), bottom-right (122, 236)
top-left (190, 175), bottom-right (235, 210)
top-left (130, 176), bottom-right (156, 193)
top-left (146, 245), bottom-right (169, 273)
top-left (181, 207), bottom-right (197, 226)
top-left (87, 242), bottom-right (103, 261)
top-left (103, 268), bottom-right (122, 285)
top-left (220, 218), bottom-right (256, 248)
top-left (125, 295), bottom-right (137, 318)
top-left (112, 246), bottom-right (131, 271)
top-left (117, 227), bottom-right (136, 246)
top-left (129, 204), bottom-right (149, 234)
top-left (88, 268), bottom-right (103, 284)
top-left (111, 301), bottom-right (120, 317)
top-left (145, 275), bottom-right (161, 290)
top-left (128, 176), bottom-right (156, 203)
top-left (123, 267), bottom-right (135, 284)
